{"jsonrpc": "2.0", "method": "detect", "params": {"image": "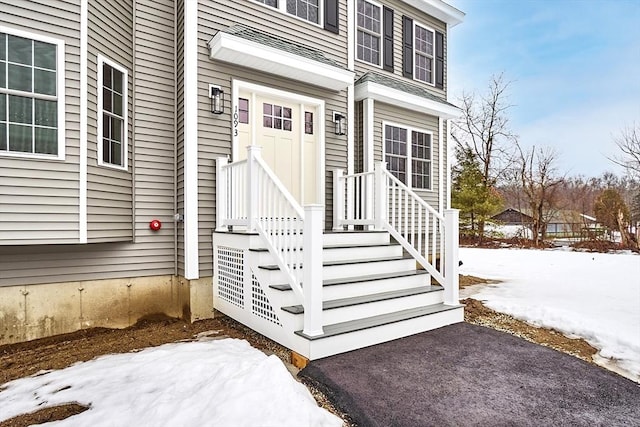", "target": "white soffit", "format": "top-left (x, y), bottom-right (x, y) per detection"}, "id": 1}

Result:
top-left (403, 0), bottom-right (465, 27)
top-left (208, 32), bottom-right (354, 92)
top-left (355, 81), bottom-right (461, 119)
